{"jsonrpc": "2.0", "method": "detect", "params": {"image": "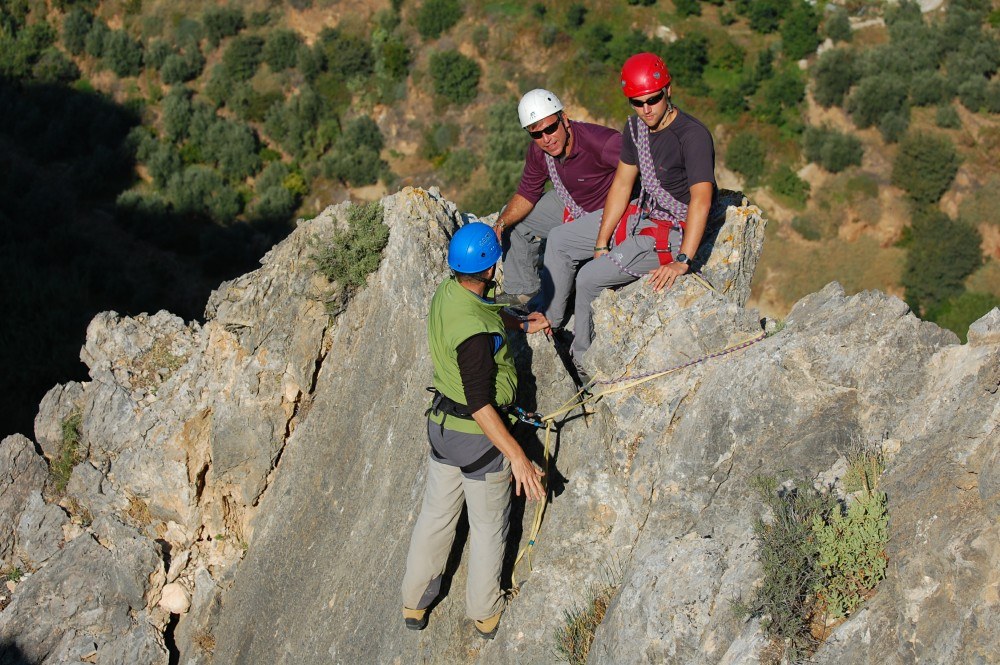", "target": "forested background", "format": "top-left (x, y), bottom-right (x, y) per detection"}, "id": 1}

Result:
top-left (1, 0), bottom-right (998, 437)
